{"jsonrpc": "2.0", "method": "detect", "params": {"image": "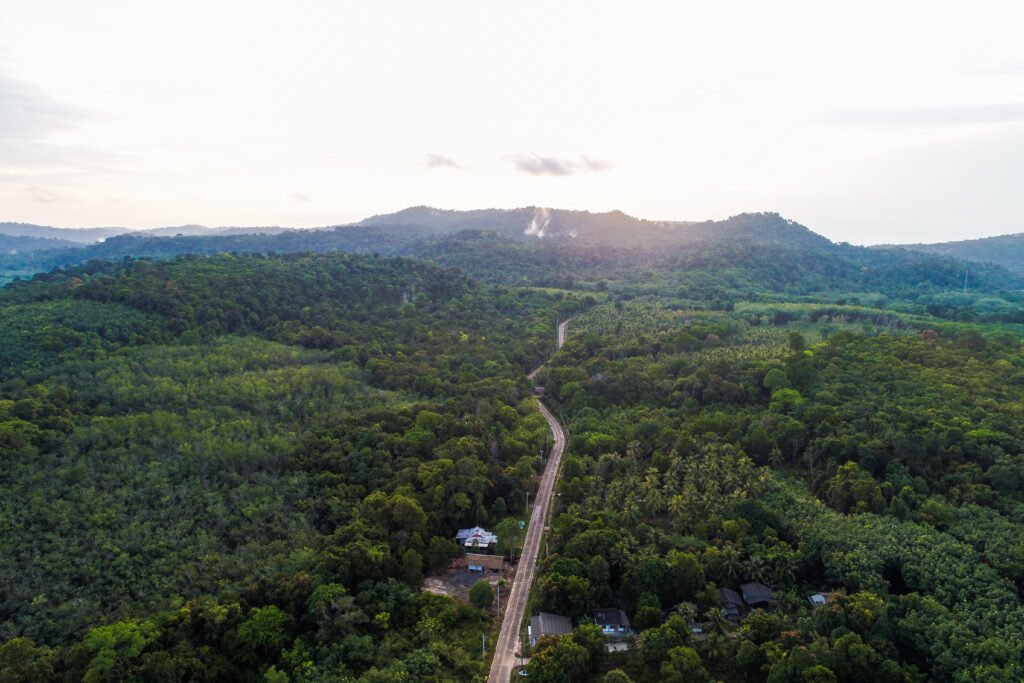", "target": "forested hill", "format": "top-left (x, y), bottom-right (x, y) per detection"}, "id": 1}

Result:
top-left (0, 222), bottom-right (125, 243)
top-left (0, 221), bottom-right (295, 244)
top-left (0, 234), bottom-right (81, 253)
top-left (358, 207), bottom-right (834, 250)
top-left (0, 252), bottom-right (583, 378)
top-left (4, 212), bottom-right (1022, 325)
top-left (887, 232), bottom-right (1024, 276)
top-left (0, 225), bottom-right (438, 283)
